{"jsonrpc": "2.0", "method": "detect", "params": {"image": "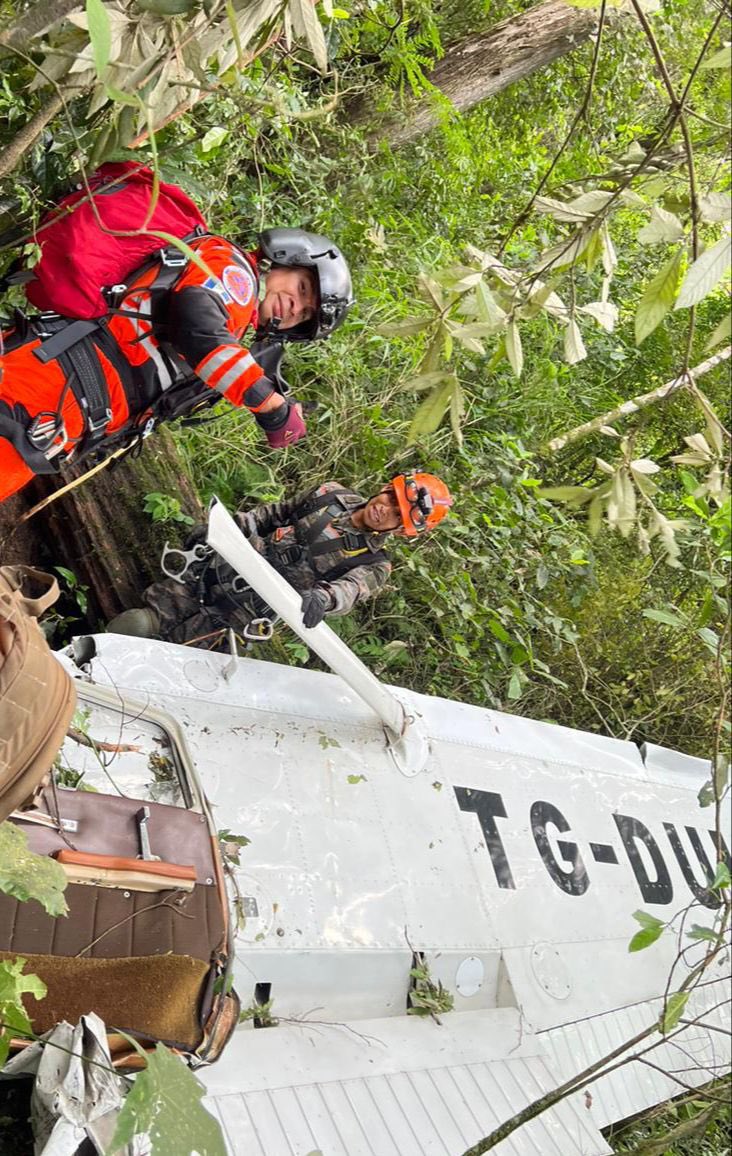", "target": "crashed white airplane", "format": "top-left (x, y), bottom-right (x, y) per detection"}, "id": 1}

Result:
top-left (5, 500), bottom-right (731, 1154)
